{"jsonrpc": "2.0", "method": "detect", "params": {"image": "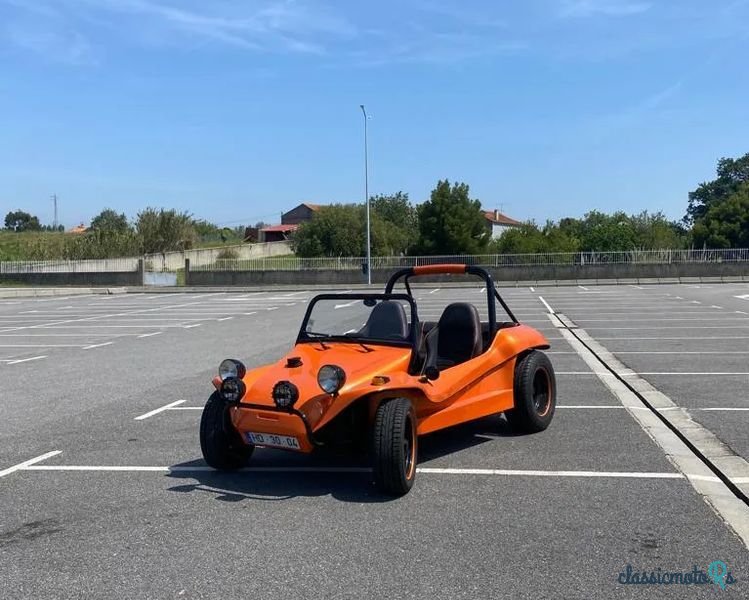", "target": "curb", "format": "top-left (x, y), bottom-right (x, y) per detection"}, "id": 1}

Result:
top-left (1, 275), bottom-right (747, 298)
